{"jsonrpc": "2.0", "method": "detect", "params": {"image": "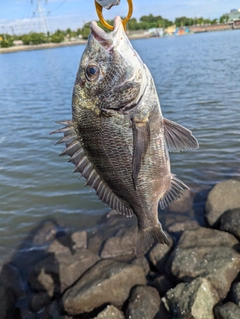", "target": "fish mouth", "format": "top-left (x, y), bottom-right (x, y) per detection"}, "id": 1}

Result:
top-left (90, 16), bottom-right (124, 51)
